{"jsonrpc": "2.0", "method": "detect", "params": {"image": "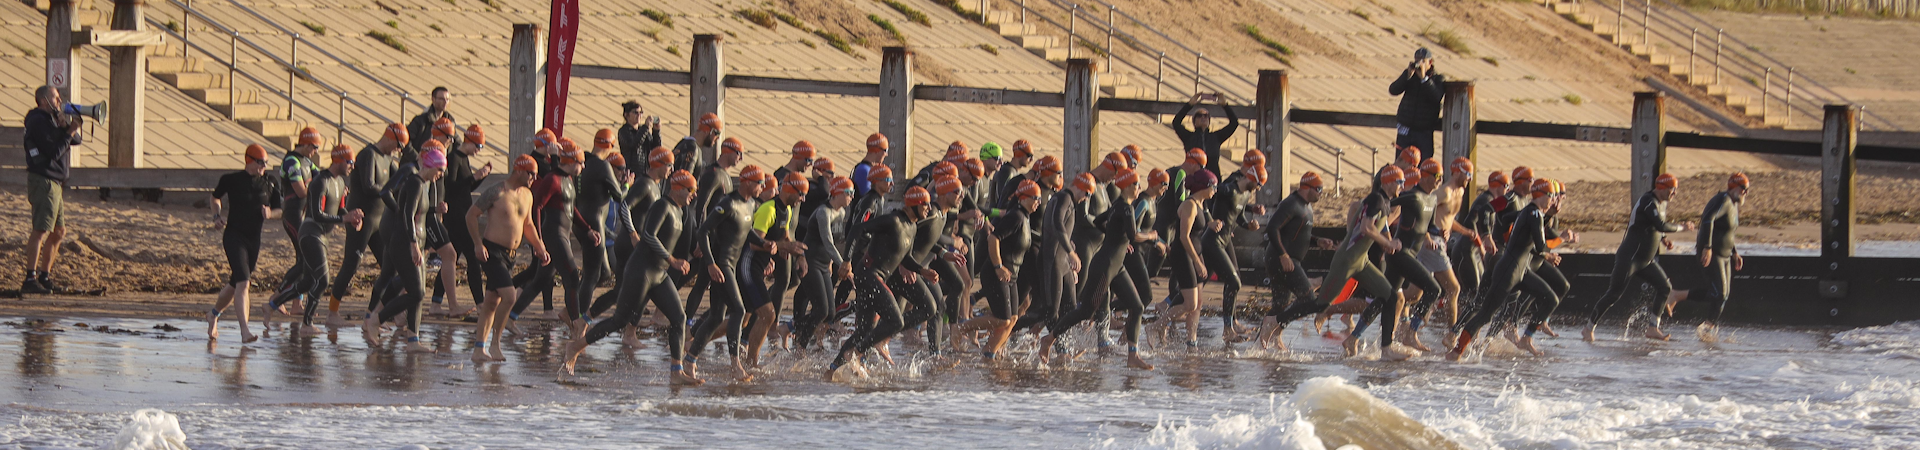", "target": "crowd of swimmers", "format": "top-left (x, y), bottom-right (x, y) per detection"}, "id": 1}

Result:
top-left (196, 96), bottom-right (1754, 385)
